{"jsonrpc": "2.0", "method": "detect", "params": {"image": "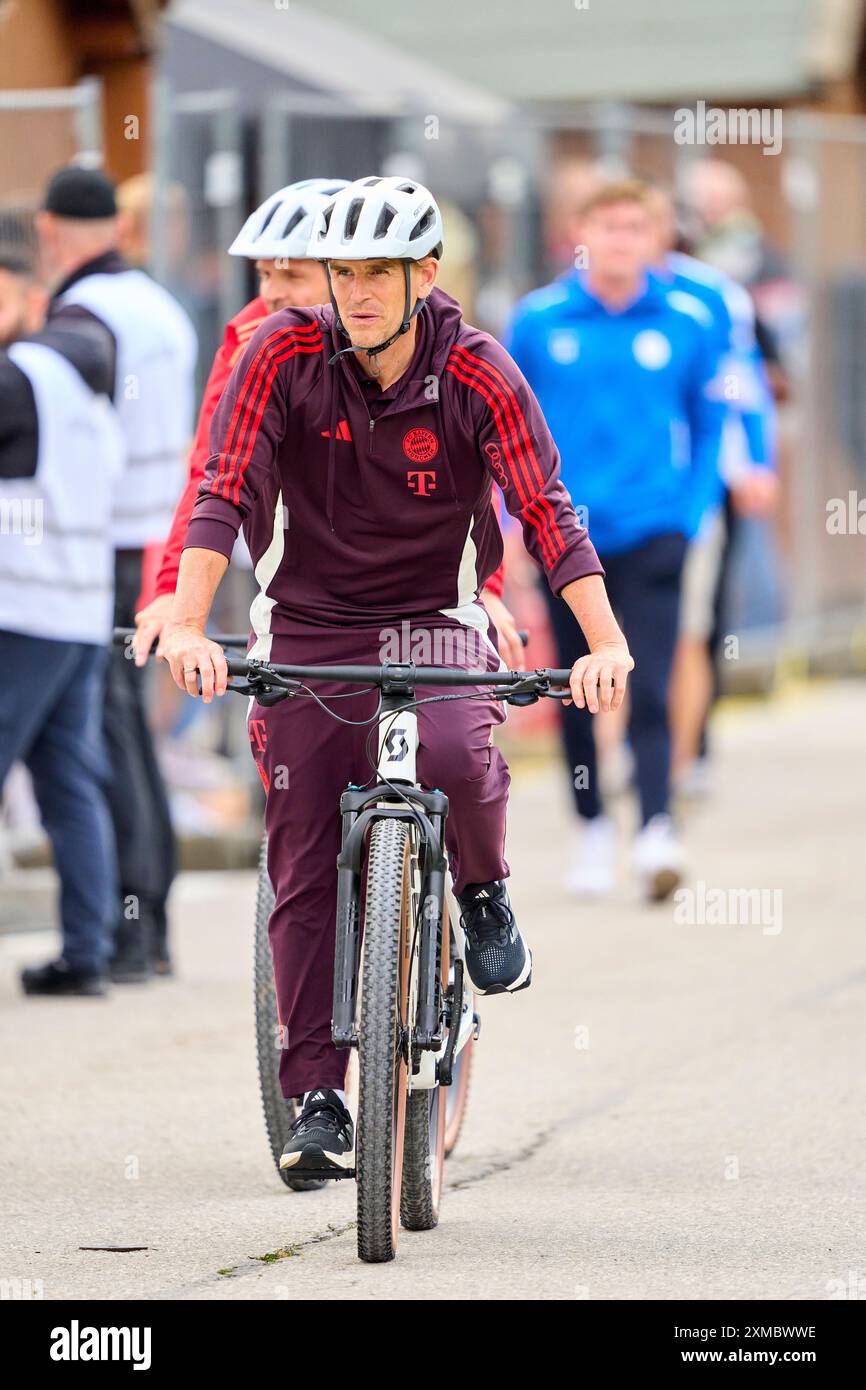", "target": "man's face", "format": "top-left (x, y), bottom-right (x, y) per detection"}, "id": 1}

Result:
top-left (327, 258), bottom-right (437, 349)
top-left (256, 258), bottom-right (328, 313)
top-left (0, 269), bottom-right (44, 348)
top-left (580, 200), bottom-right (654, 284)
